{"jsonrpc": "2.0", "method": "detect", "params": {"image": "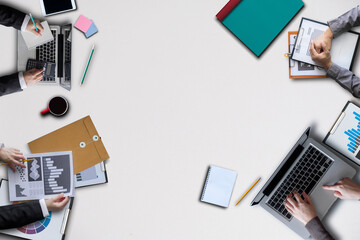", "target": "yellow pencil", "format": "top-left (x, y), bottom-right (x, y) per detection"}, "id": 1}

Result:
top-left (1, 158), bottom-right (35, 166)
top-left (235, 177), bottom-right (261, 206)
